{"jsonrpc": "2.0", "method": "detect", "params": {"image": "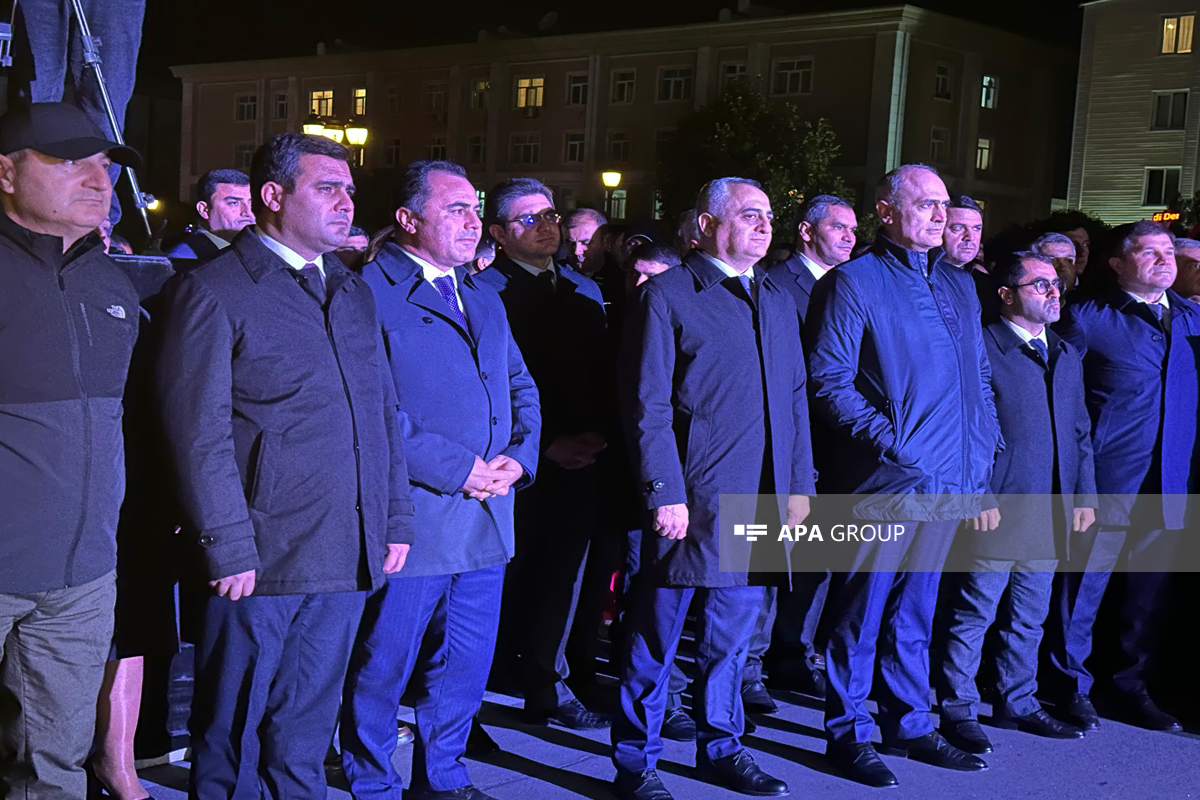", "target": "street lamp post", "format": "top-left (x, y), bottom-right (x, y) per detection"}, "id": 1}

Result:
top-left (344, 117), bottom-right (369, 167)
